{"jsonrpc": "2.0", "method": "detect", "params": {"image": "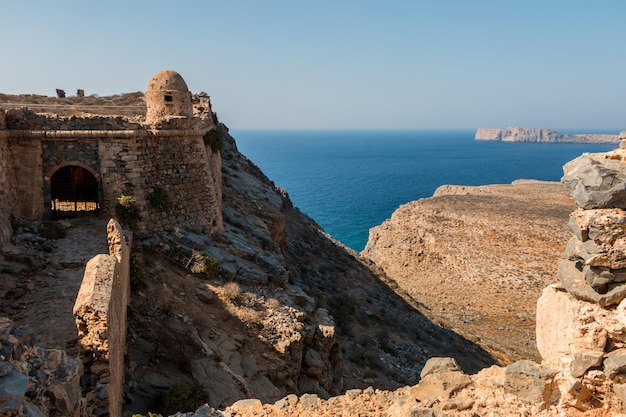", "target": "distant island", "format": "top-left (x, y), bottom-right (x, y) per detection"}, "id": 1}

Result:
top-left (475, 127), bottom-right (619, 143)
